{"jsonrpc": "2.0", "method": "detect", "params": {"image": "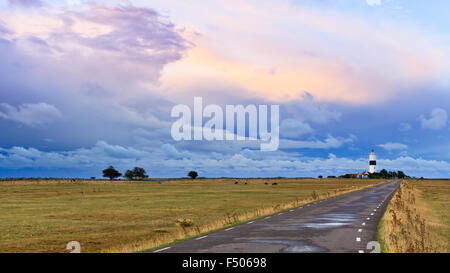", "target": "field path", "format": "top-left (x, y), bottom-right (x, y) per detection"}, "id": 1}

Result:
top-left (150, 180), bottom-right (401, 253)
